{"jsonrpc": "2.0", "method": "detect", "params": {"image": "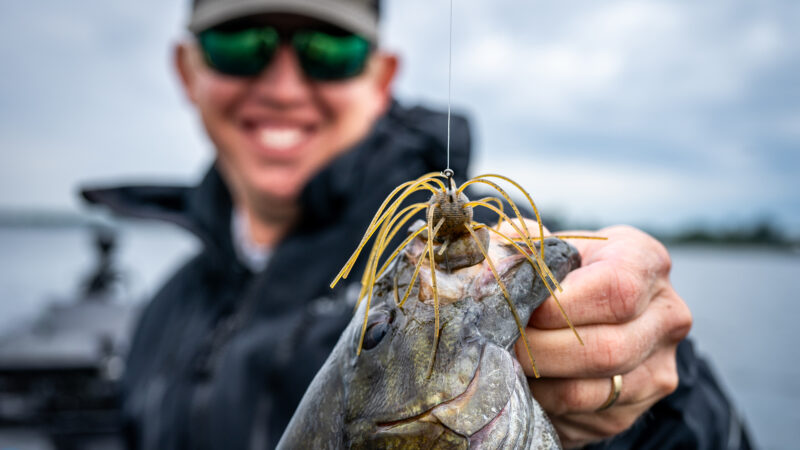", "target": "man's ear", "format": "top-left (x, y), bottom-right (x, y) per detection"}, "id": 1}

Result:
top-left (372, 52), bottom-right (400, 113)
top-left (174, 41), bottom-right (199, 105)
